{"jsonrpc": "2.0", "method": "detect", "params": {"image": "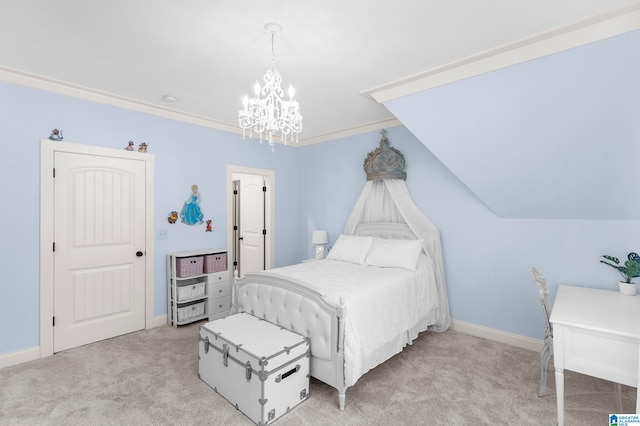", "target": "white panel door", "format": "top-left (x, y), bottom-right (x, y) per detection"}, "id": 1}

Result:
top-left (238, 174), bottom-right (265, 277)
top-left (53, 152), bottom-right (146, 352)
